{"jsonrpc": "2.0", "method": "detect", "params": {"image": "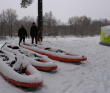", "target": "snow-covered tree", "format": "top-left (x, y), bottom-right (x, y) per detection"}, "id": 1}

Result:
top-left (21, 0), bottom-right (33, 8)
